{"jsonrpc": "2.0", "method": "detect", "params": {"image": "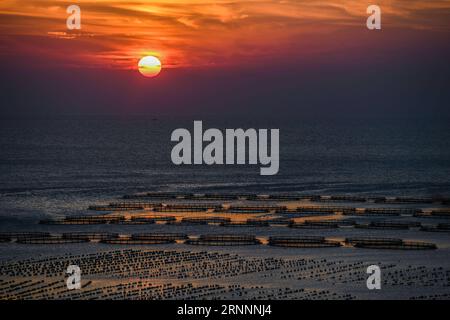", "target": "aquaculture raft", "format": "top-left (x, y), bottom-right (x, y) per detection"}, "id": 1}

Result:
top-left (0, 236), bottom-right (11, 243)
top-left (245, 219), bottom-right (270, 227)
top-left (40, 215), bottom-right (126, 225)
top-left (429, 210), bottom-right (450, 218)
top-left (192, 194), bottom-right (241, 200)
top-left (108, 202), bottom-right (161, 208)
top-left (186, 234), bottom-right (261, 246)
top-left (114, 217), bottom-right (155, 225)
top-left (120, 192), bottom-right (449, 205)
top-left (265, 218), bottom-right (293, 225)
top-left (420, 223), bottom-right (450, 232)
top-left (155, 207), bottom-right (209, 213)
top-left (16, 235), bottom-right (90, 244)
top-left (372, 208), bottom-right (419, 216)
top-left (219, 221), bottom-right (250, 227)
top-left (146, 215), bottom-right (176, 222)
top-left (353, 241), bottom-right (437, 250)
top-left (88, 205), bottom-right (144, 211)
top-left (0, 232), bottom-right (50, 240)
top-left (298, 206), bottom-right (353, 213)
top-left (123, 192), bottom-right (184, 199)
top-left (214, 206), bottom-right (277, 213)
top-left (372, 196), bottom-right (435, 204)
top-left (181, 217), bottom-right (230, 225)
top-left (268, 236), bottom-right (341, 248)
top-left (62, 232), bottom-right (119, 241)
top-left (313, 195), bottom-right (367, 202)
top-left (345, 237), bottom-right (437, 250)
top-left (289, 221), bottom-right (339, 229)
top-left (279, 206), bottom-right (347, 216)
top-left (100, 236), bottom-right (175, 245)
top-left (192, 194), bottom-right (256, 200)
top-left (354, 221), bottom-right (420, 230)
top-left (266, 194), bottom-right (312, 201)
top-left (131, 233), bottom-right (188, 241)
top-left (345, 237), bottom-right (403, 246)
